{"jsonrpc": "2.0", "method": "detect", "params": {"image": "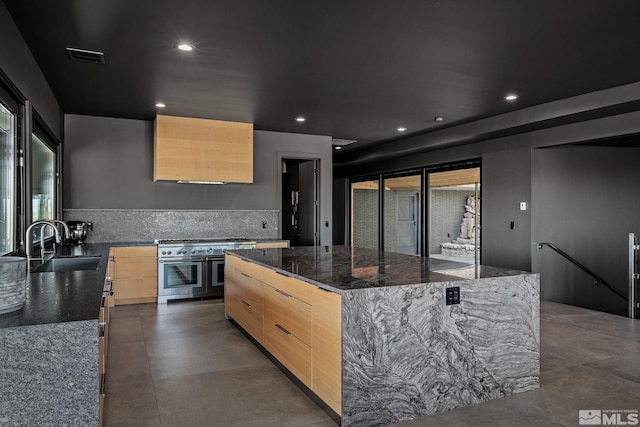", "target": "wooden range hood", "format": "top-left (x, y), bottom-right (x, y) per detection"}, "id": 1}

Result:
top-left (154, 115), bottom-right (254, 184)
